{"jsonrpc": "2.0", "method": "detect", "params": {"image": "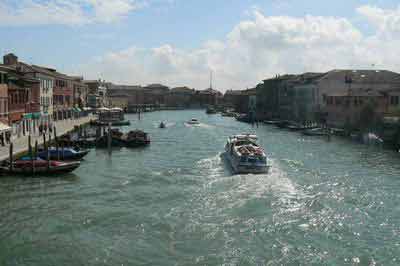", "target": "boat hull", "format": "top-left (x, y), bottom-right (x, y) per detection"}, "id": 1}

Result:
top-left (91, 120), bottom-right (131, 126)
top-left (2, 161), bottom-right (80, 176)
top-left (224, 152), bottom-right (269, 174)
